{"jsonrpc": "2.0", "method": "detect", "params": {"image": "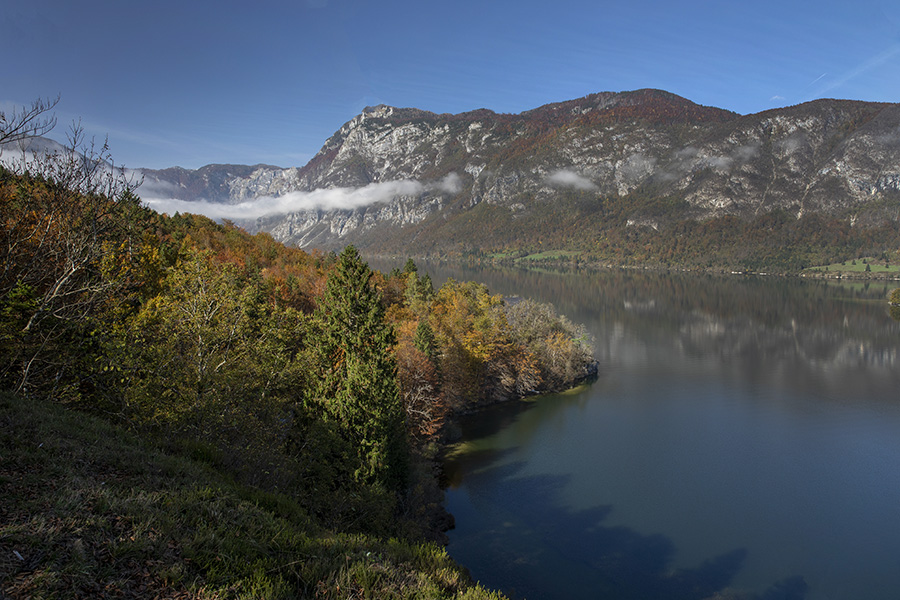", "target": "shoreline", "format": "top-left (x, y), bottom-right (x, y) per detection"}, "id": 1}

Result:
top-left (414, 366), bottom-right (600, 546)
top-left (368, 252), bottom-right (900, 282)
